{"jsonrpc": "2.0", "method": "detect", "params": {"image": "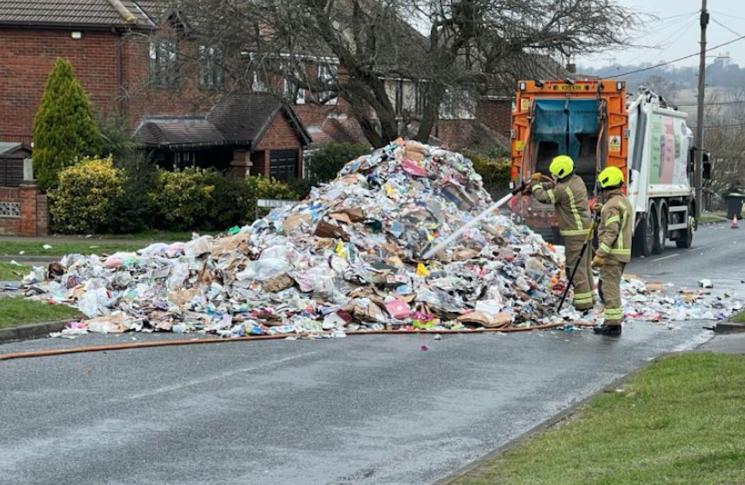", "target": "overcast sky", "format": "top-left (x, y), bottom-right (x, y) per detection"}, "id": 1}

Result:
top-left (577, 0), bottom-right (745, 68)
